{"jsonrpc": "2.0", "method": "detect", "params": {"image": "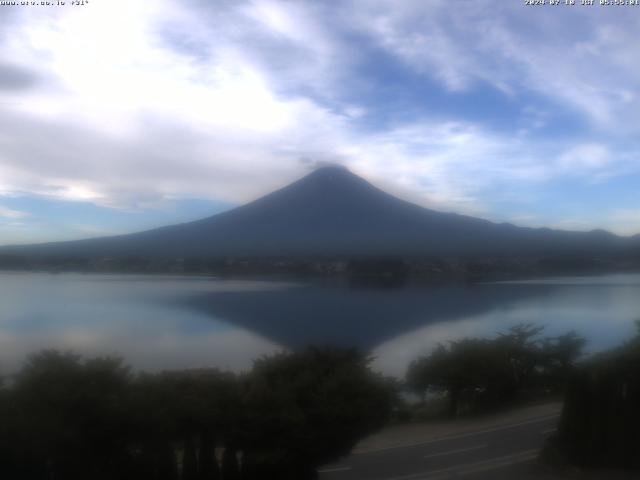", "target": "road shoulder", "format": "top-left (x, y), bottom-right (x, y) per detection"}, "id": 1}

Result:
top-left (354, 402), bottom-right (562, 455)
